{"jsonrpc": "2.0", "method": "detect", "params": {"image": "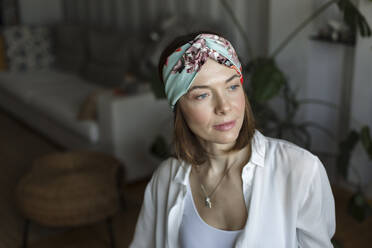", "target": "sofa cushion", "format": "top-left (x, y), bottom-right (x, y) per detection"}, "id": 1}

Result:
top-left (2, 25), bottom-right (54, 72)
top-left (53, 24), bottom-right (87, 73)
top-left (0, 70), bottom-right (101, 142)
